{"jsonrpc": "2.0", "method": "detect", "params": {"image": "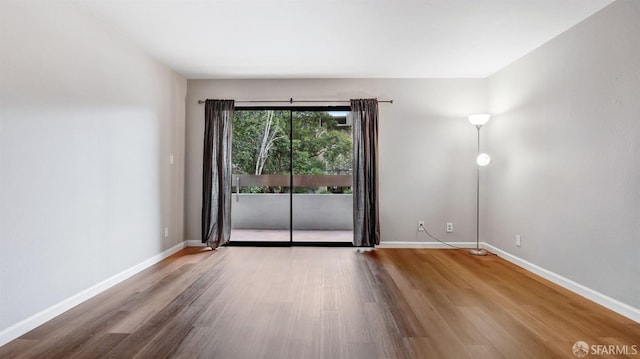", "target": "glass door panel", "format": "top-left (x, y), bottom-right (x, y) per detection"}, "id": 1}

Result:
top-left (291, 110), bottom-right (353, 243)
top-left (230, 110), bottom-right (291, 243)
